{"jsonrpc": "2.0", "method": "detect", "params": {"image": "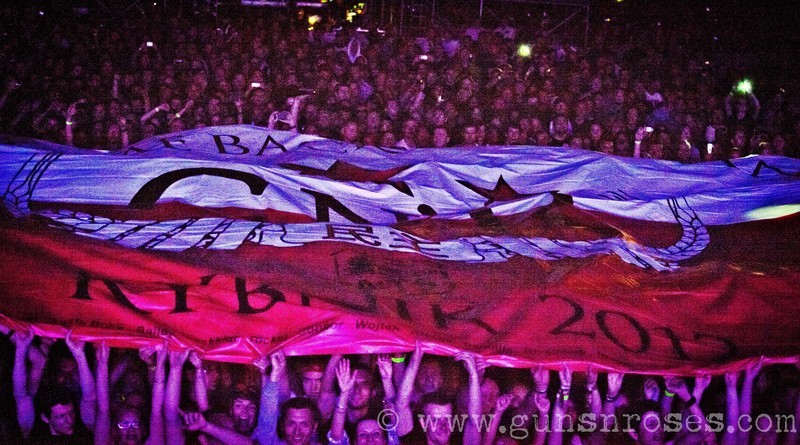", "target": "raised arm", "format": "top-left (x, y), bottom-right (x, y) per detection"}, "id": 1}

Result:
top-left (94, 342), bottom-right (111, 445)
top-left (146, 342), bottom-right (168, 445)
top-left (547, 364), bottom-right (571, 445)
top-left (183, 411), bottom-right (253, 445)
top-left (376, 354), bottom-right (396, 402)
top-left (738, 358), bottom-right (763, 445)
top-left (330, 359), bottom-right (356, 443)
top-left (532, 366), bottom-right (551, 445)
top-left (318, 354), bottom-right (343, 421)
top-left (11, 329), bottom-right (36, 438)
top-left (189, 351), bottom-right (210, 413)
top-left (165, 348), bottom-right (190, 445)
top-left (26, 337), bottom-right (53, 399)
top-left (722, 371), bottom-right (739, 445)
top-left (252, 350), bottom-right (286, 445)
top-left (482, 394), bottom-right (512, 445)
top-left (602, 372), bottom-right (623, 431)
top-left (396, 341), bottom-right (424, 437)
top-left (65, 330), bottom-right (97, 432)
top-left (140, 103), bottom-right (169, 123)
top-left (454, 352), bottom-right (482, 445)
